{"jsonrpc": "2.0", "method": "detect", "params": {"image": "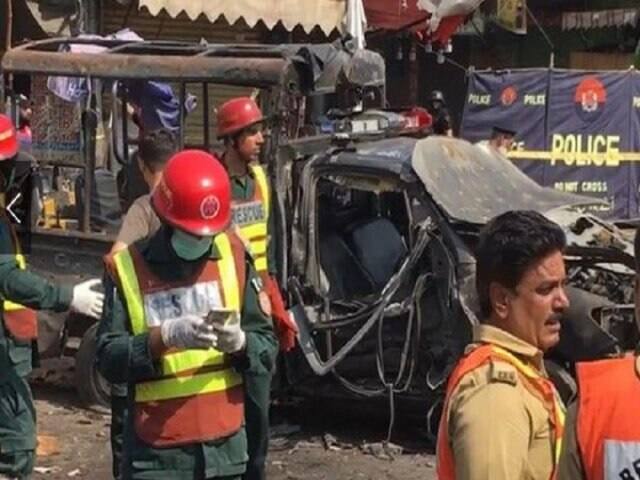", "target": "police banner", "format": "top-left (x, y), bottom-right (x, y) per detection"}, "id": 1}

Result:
top-left (461, 69), bottom-right (640, 219)
top-left (463, 69), bottom-right (548, 180)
